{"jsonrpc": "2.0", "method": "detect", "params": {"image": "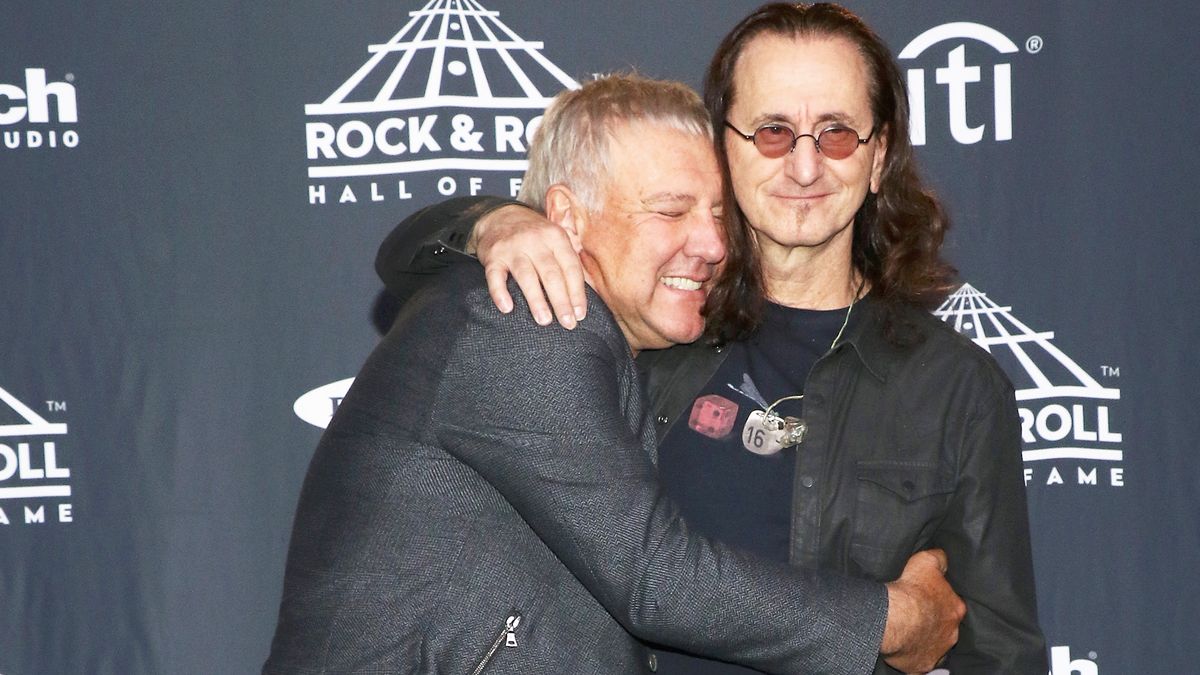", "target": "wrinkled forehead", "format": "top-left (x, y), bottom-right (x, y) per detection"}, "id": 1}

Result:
top-left (598, 121), bottom-right (719, 198)
top-left (600, 117), bottom-right (711, 162)
top-left (731, 33), bottom-right (874, 115)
